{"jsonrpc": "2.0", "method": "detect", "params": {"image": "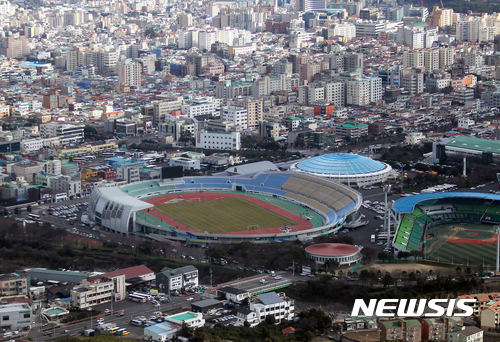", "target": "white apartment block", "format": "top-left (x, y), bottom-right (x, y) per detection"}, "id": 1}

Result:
top-left (369, 77), bottom-right (382, 103)
top-left (325, 82), bottom-right (345, 107)
top-left (426, 76), bottom-right (451, 90)
top-left (199, 29), bottom-right (219, 51)
top-left (40, 123), bottom-right (84, 145)
top-left (346, 79), bottom-right (370, 106)
top-left (181, 99), bottom-right (216, 118)
top-left (0, 1), bottom-right (12, 15)
top-left (70, 274), bottom-right (126, 309)
top-left (456, 18), bottom-right (482, 42)
top-left (196, 131), bottom-right (241, 150)
top-left (178, 28), bottom-right (199, 49)
top-left (221, 106), bottom-right (248, 129)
